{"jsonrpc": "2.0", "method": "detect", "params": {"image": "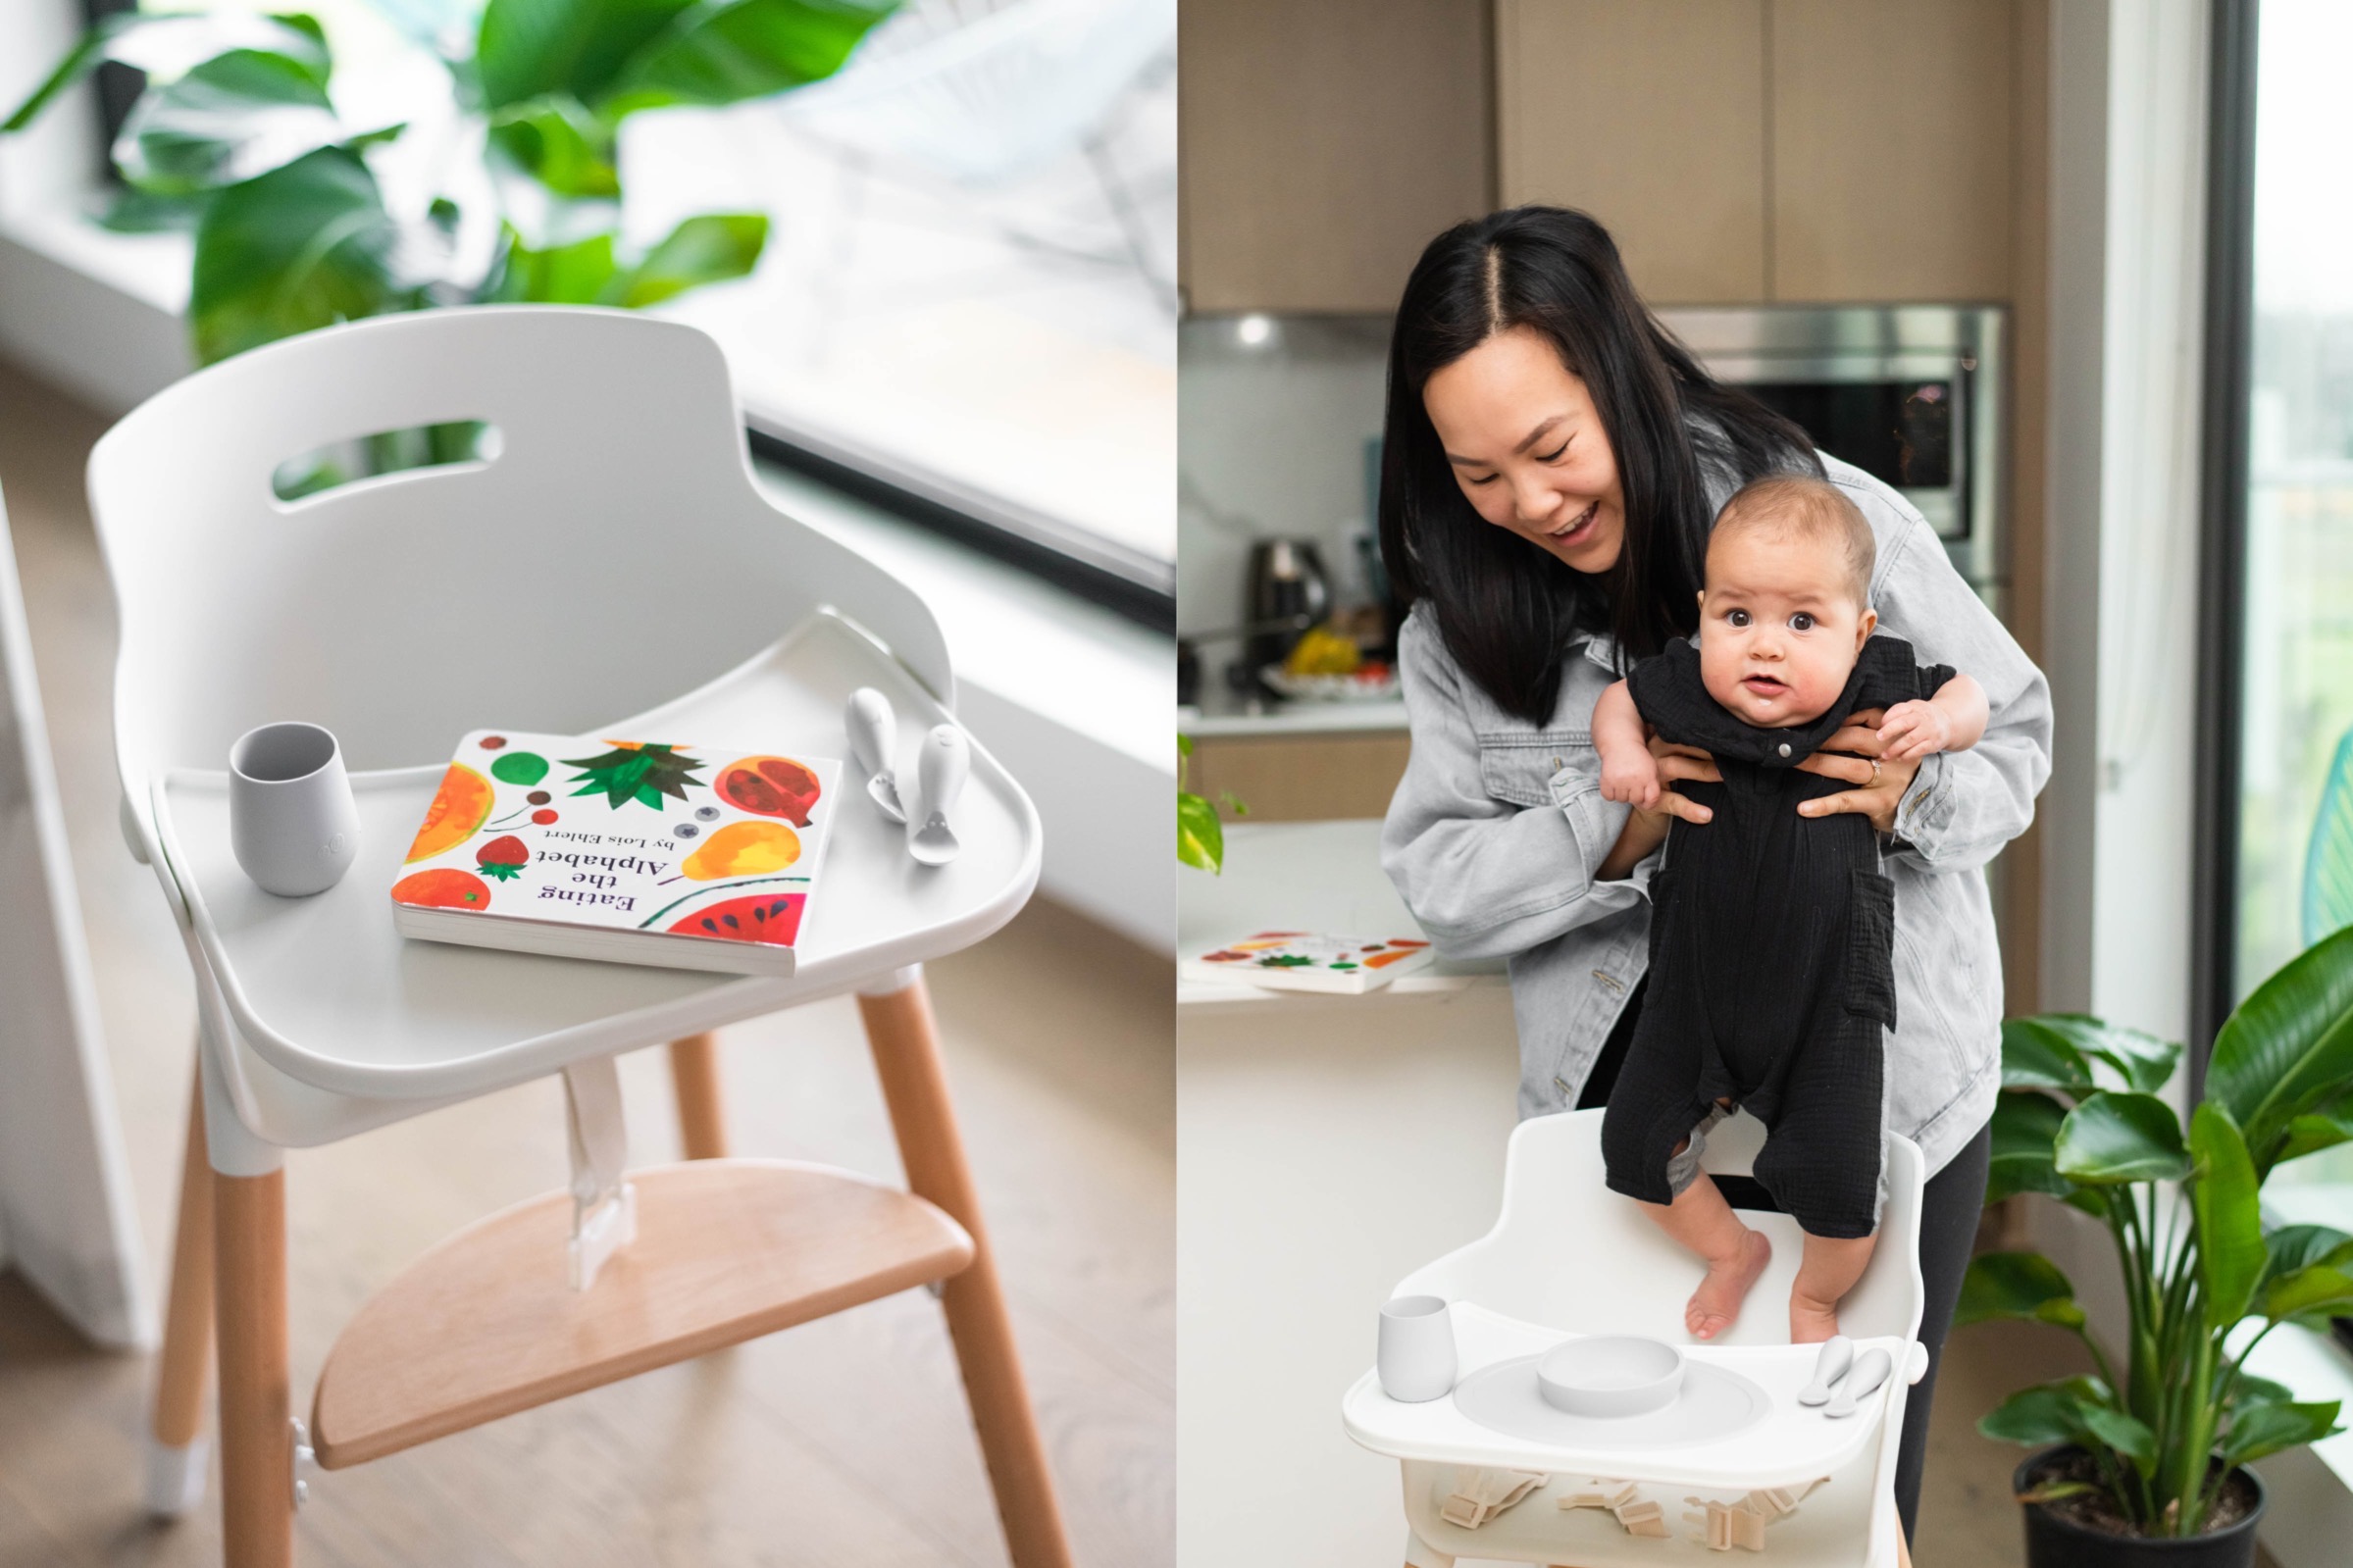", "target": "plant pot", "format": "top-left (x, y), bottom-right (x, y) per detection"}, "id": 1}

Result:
top-left (2016, 1447), bottom-right (2266, 1568)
